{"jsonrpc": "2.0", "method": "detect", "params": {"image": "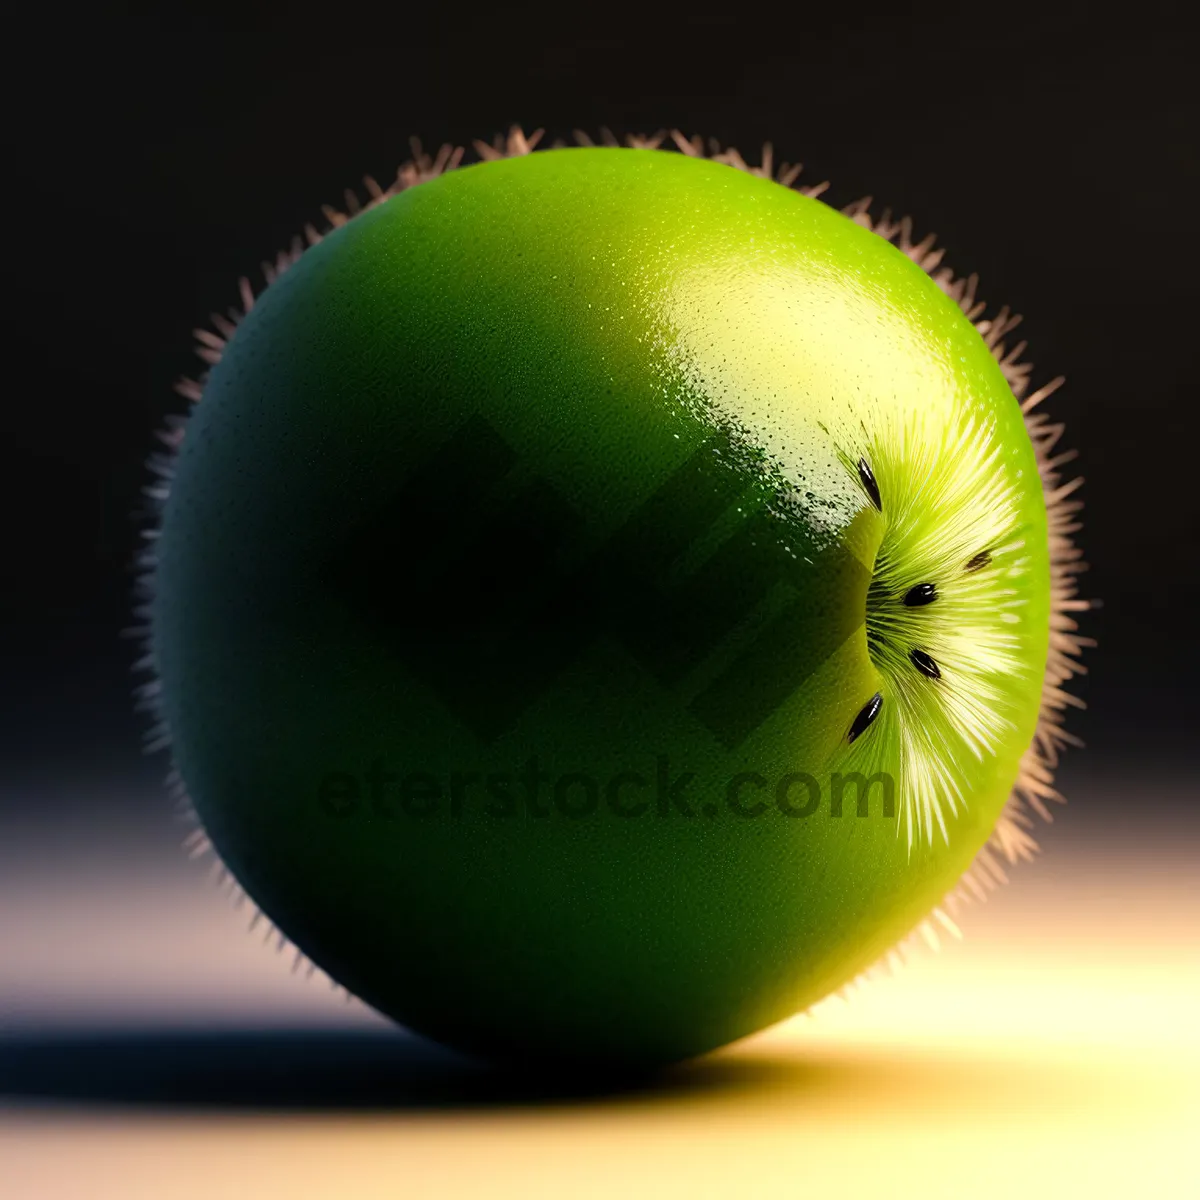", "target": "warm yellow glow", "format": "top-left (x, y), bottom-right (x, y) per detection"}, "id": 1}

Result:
top-left (2, 825), bottom-right (1197, 1197)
